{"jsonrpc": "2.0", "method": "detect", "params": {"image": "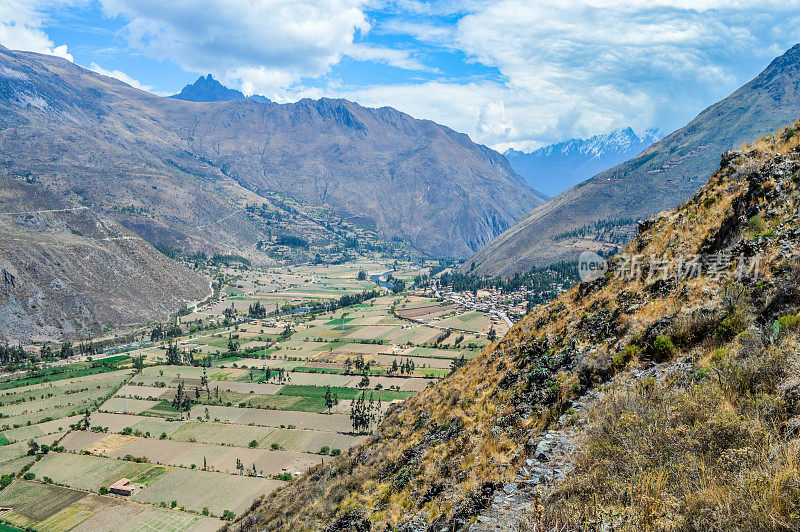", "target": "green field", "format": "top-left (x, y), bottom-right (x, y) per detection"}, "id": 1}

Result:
top-left (144, 401), bottom-right (184, 417)
top-left (278, 384), bottom-right (415, 403)
top-left (0, 480), bottom-right (85, 522)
